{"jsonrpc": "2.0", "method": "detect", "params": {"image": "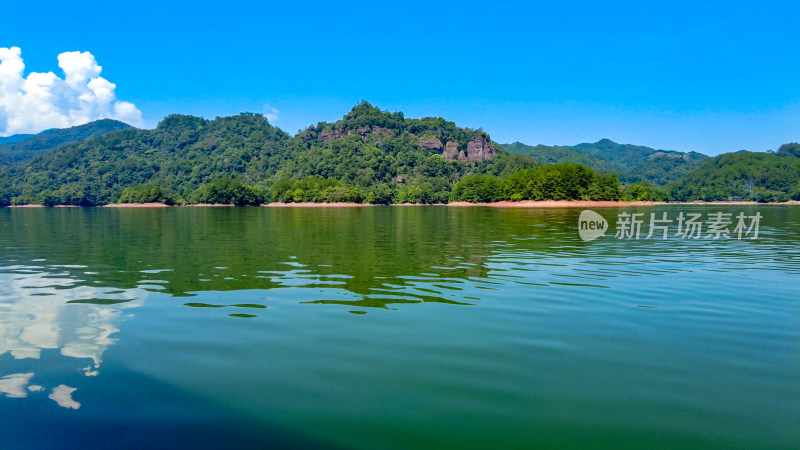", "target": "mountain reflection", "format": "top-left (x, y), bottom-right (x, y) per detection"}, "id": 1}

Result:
top-left (1, 206), bottom-right (798, 413)
top-left (2, 206), bottom-right (794, 310)
top-left (0, 207), bottom-right (513, 305)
